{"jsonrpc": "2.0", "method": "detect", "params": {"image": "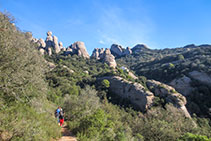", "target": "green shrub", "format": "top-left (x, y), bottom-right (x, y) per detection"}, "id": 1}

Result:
top-left (179, 133), bottom-right (211, 141)
top-left (101, 79), bottom-right (110, 88)
top-left (76, 109), bottom-right (114, 140)
top-left (0, 103), bottom-right (60, 141)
